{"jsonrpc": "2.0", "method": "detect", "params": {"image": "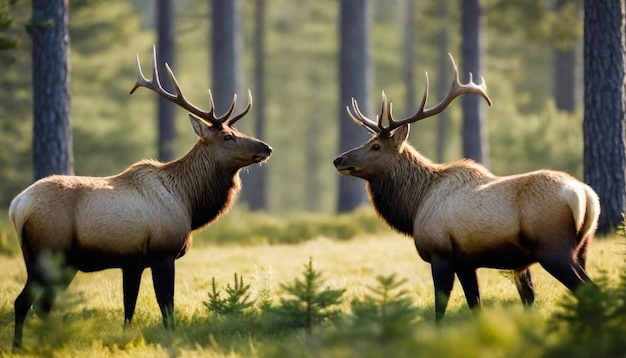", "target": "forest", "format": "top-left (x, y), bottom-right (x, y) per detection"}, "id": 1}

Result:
top-left (0, 0), bottom-right (590, 215)
top-left (2, 1), bottom-right (626, 357)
